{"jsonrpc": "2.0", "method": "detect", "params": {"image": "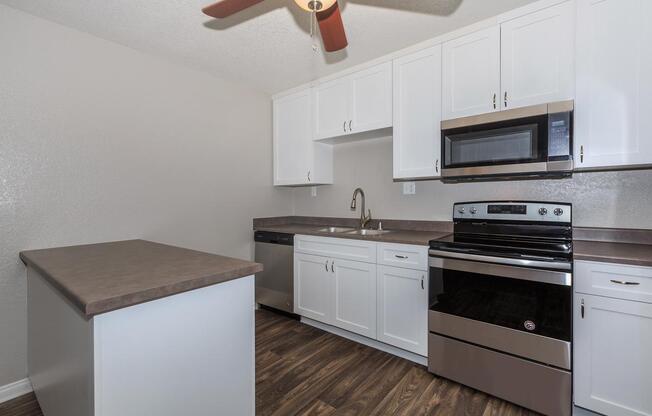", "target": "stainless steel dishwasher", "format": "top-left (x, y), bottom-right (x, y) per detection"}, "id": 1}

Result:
top-left (254, 231), bottom-right (294, 313)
